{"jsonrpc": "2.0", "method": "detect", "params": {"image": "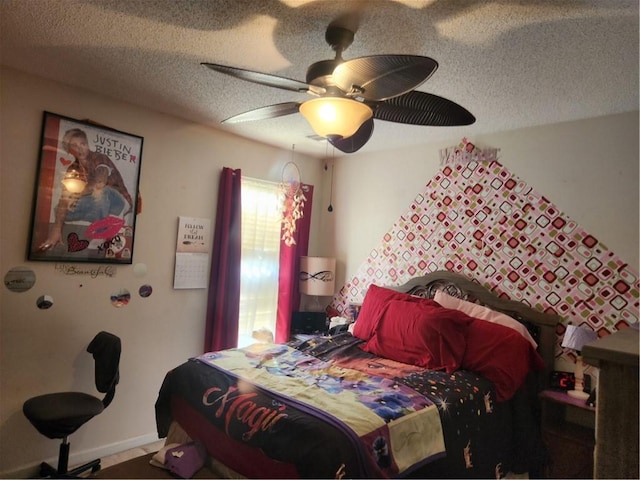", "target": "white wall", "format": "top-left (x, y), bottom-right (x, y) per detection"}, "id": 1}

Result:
top-left (2, 66), bottom-right (638, 478)
top-left (331, 112), bottom-right (639, 286)
top-left (0, 67), bottom-right (325, 478)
